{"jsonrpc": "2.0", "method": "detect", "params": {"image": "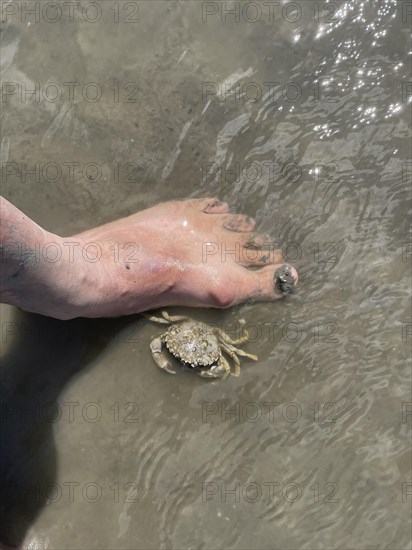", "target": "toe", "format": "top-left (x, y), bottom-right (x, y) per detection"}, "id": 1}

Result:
top-left (244, 233), bottom-right (280, 249)
top-left (202, 198), bottom-right (230, 213)
top-left (274, 263), bottom-right (298, 294)
top-left (223, 214), bottom-right (256, 232)
top-left (236, 263), bottom-right (298, 302)
top-left (240, 245), bottom-right (284, 266)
